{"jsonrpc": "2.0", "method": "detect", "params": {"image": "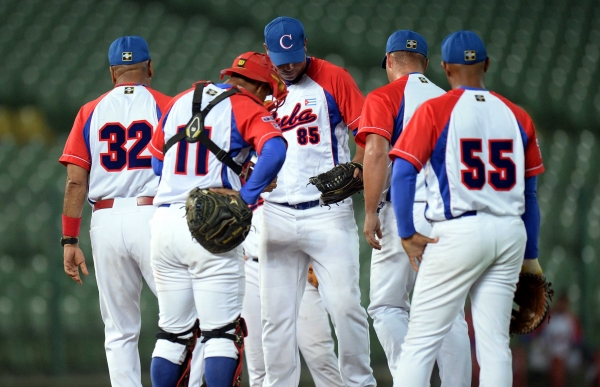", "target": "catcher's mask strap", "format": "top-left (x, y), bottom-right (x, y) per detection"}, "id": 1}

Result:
top-left (163, 83), bottom-right (244, 176)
